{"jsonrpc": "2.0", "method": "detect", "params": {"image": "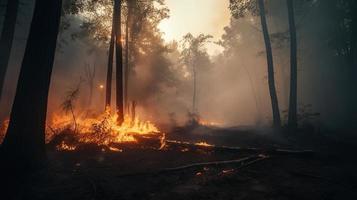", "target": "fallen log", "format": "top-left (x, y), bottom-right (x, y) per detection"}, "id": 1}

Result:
top-left (165, 140), bottom-right (314, 157)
